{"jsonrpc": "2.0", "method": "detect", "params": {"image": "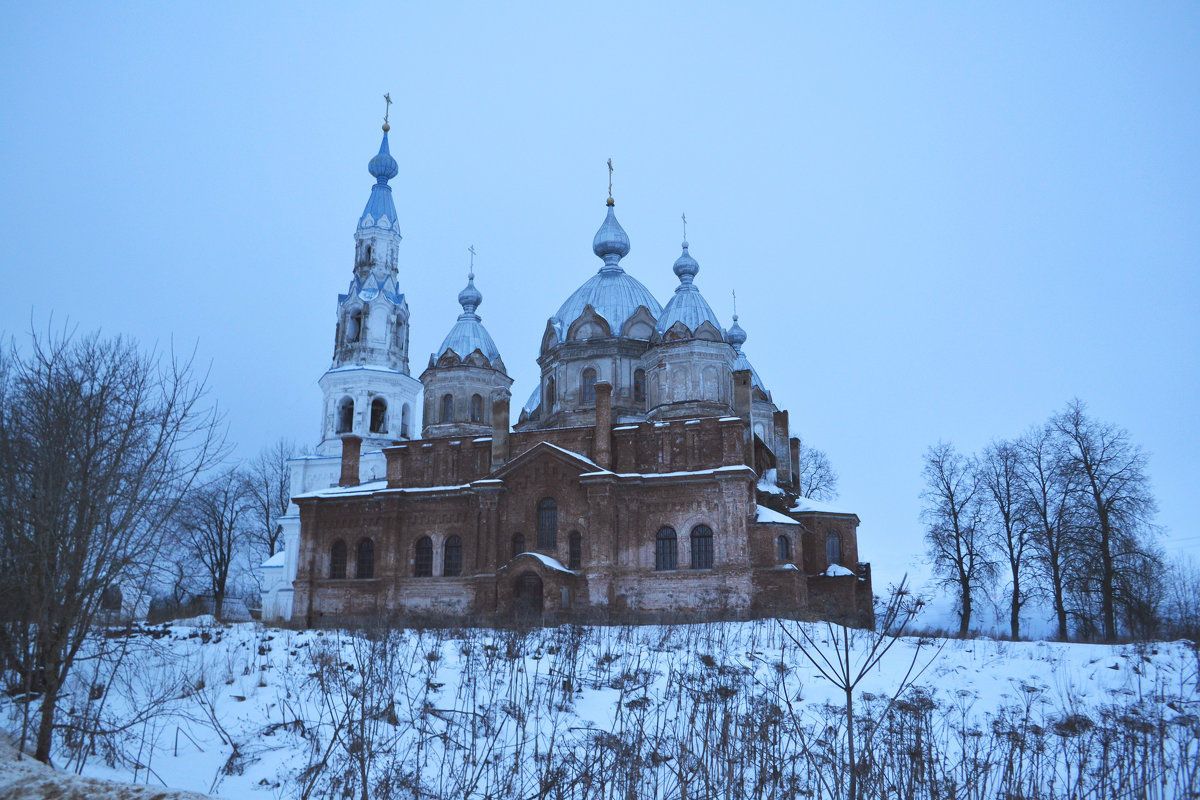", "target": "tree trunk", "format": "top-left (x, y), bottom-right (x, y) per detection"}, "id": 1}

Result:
top-left (34, 679), bottom-right (59, 764)
top-left (846, 685), bottom-right (856, 800)
top-left (1010, 575), bottom-right (1021, 639)
top-left (959, 577), bottom-right (972, 637)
